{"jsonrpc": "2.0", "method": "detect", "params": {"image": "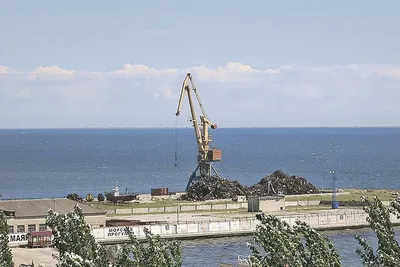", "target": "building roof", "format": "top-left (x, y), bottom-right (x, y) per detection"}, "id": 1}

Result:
top-left (28, 231), bottom-right (52, 237)
top-left (0, 209), bottom-right (15, 217)
top-left (0, 198), bottom-right (106, 218)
